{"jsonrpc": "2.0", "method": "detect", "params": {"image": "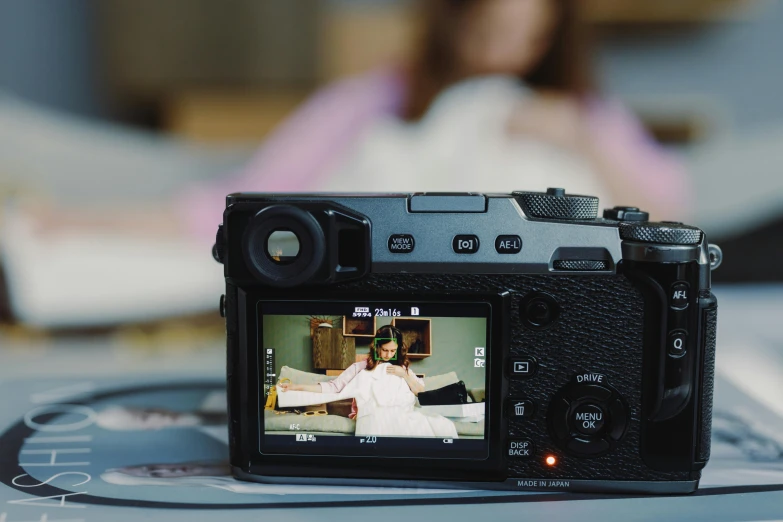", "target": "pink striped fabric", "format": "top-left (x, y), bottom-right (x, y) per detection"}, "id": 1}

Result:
top-left (178, 68), bottom-right (406, 243)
